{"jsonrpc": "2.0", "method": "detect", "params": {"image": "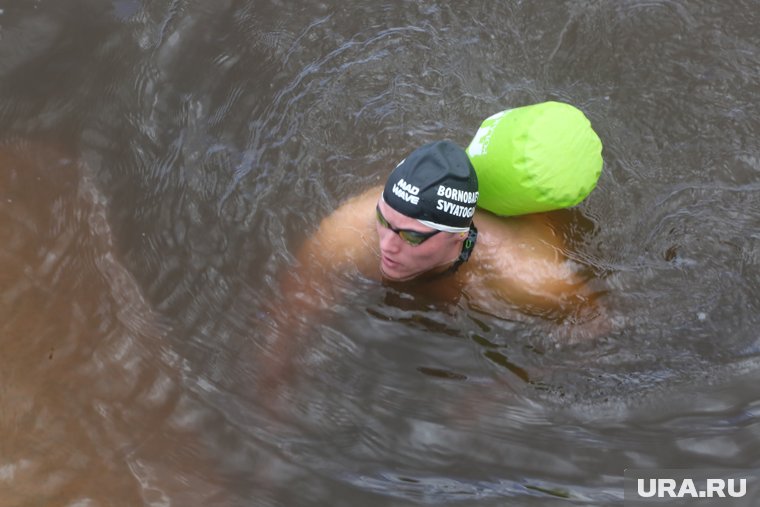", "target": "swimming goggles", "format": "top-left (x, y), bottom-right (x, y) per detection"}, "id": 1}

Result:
top-left (375, 205), bottom-right (441, 246)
